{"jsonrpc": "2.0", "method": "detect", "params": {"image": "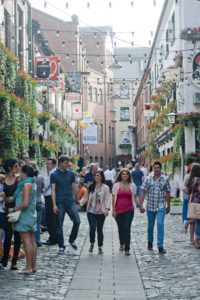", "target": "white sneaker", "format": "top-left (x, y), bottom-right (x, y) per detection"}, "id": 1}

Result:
top-left (58, 247), bottom-right (65, 255)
